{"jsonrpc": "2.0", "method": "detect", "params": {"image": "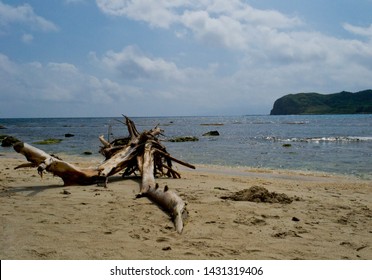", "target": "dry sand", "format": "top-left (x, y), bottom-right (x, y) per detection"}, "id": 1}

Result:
top-left (0, 153), bottom-right (371, 260)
